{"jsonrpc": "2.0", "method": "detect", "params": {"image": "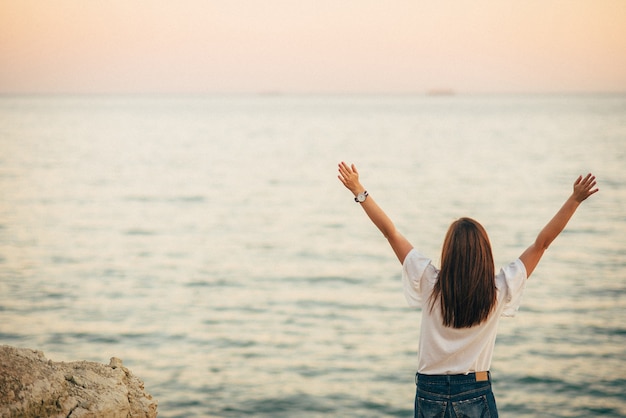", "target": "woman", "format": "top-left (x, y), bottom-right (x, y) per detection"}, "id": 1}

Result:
top-left (337, 162), bottom-right (598, 418)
